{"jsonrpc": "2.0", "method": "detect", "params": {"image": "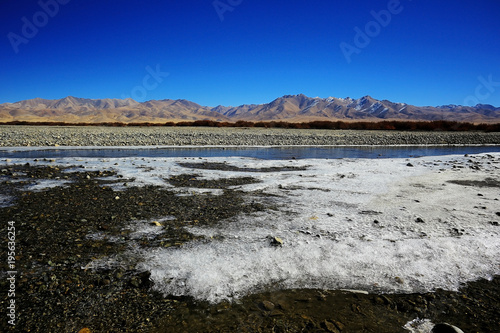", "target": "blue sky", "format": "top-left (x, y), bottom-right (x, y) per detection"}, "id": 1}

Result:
top-left (1, 0), bottom-right (499, 107)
